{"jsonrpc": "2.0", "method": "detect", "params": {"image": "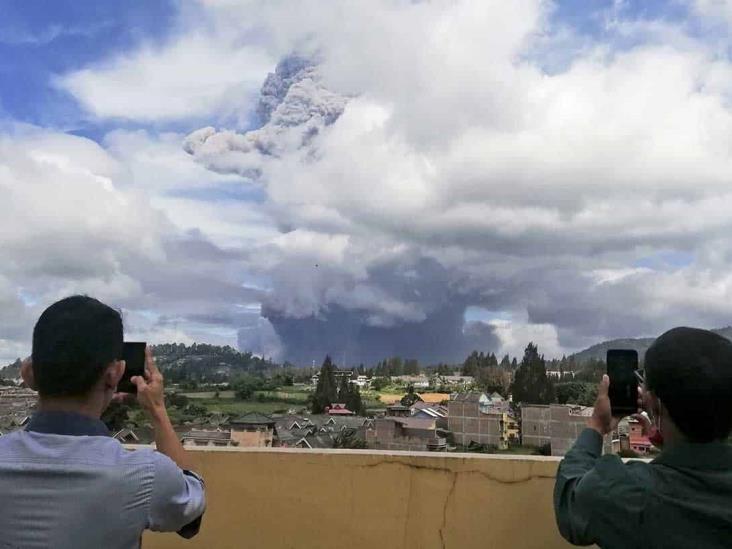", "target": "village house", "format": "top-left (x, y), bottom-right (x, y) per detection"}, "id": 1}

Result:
top-left (410, 401), bottom-right (448, 429)
top-left (521, 404), bottom-right (613, 456)
top-left (180, 428), bottom-right (238, 447)
top-left (311, 370), bottom-right (354, 386)
top-left (0, 386), bottom-right (37, 433)
top-left (435, 375), bottom-right (474, 388)
top-left (366, 416), bottom-right (447, 452)
top-left (448, 392), bottom-right (501, 449)
top-left (351, 375), bottom-right (370, 388)
top-left (391, 375), bottom-right (430, 389)
top-left (229, 412), bottom-right (277, 447)
top-left (622, 417), bottom-right (653, 455)
top-left (326, 403), bottom-right (354, 416)
top-left (385, 404), bottom-right (411, 418)
top-left (274, 414), bottom-right (374, 449)
top-left (113, 427), bottom-right (155, 445)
